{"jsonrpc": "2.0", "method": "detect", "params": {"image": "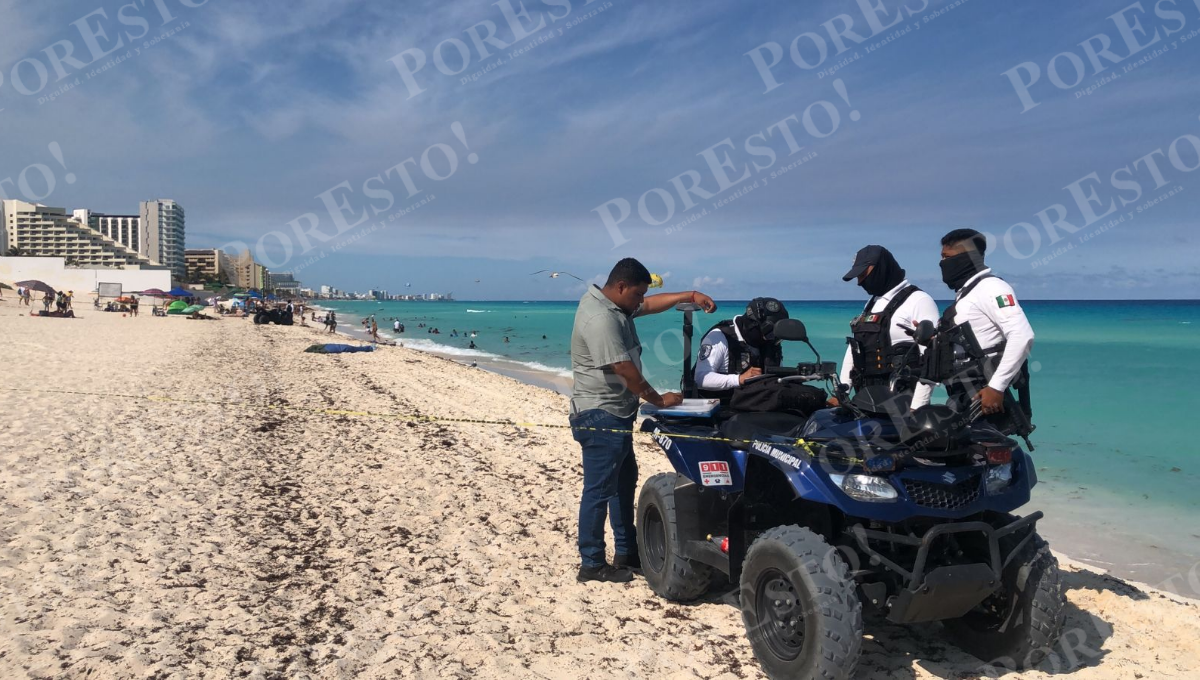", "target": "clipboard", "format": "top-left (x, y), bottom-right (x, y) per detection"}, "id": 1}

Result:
top-left (640, 398), bottom-right (721, 417)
